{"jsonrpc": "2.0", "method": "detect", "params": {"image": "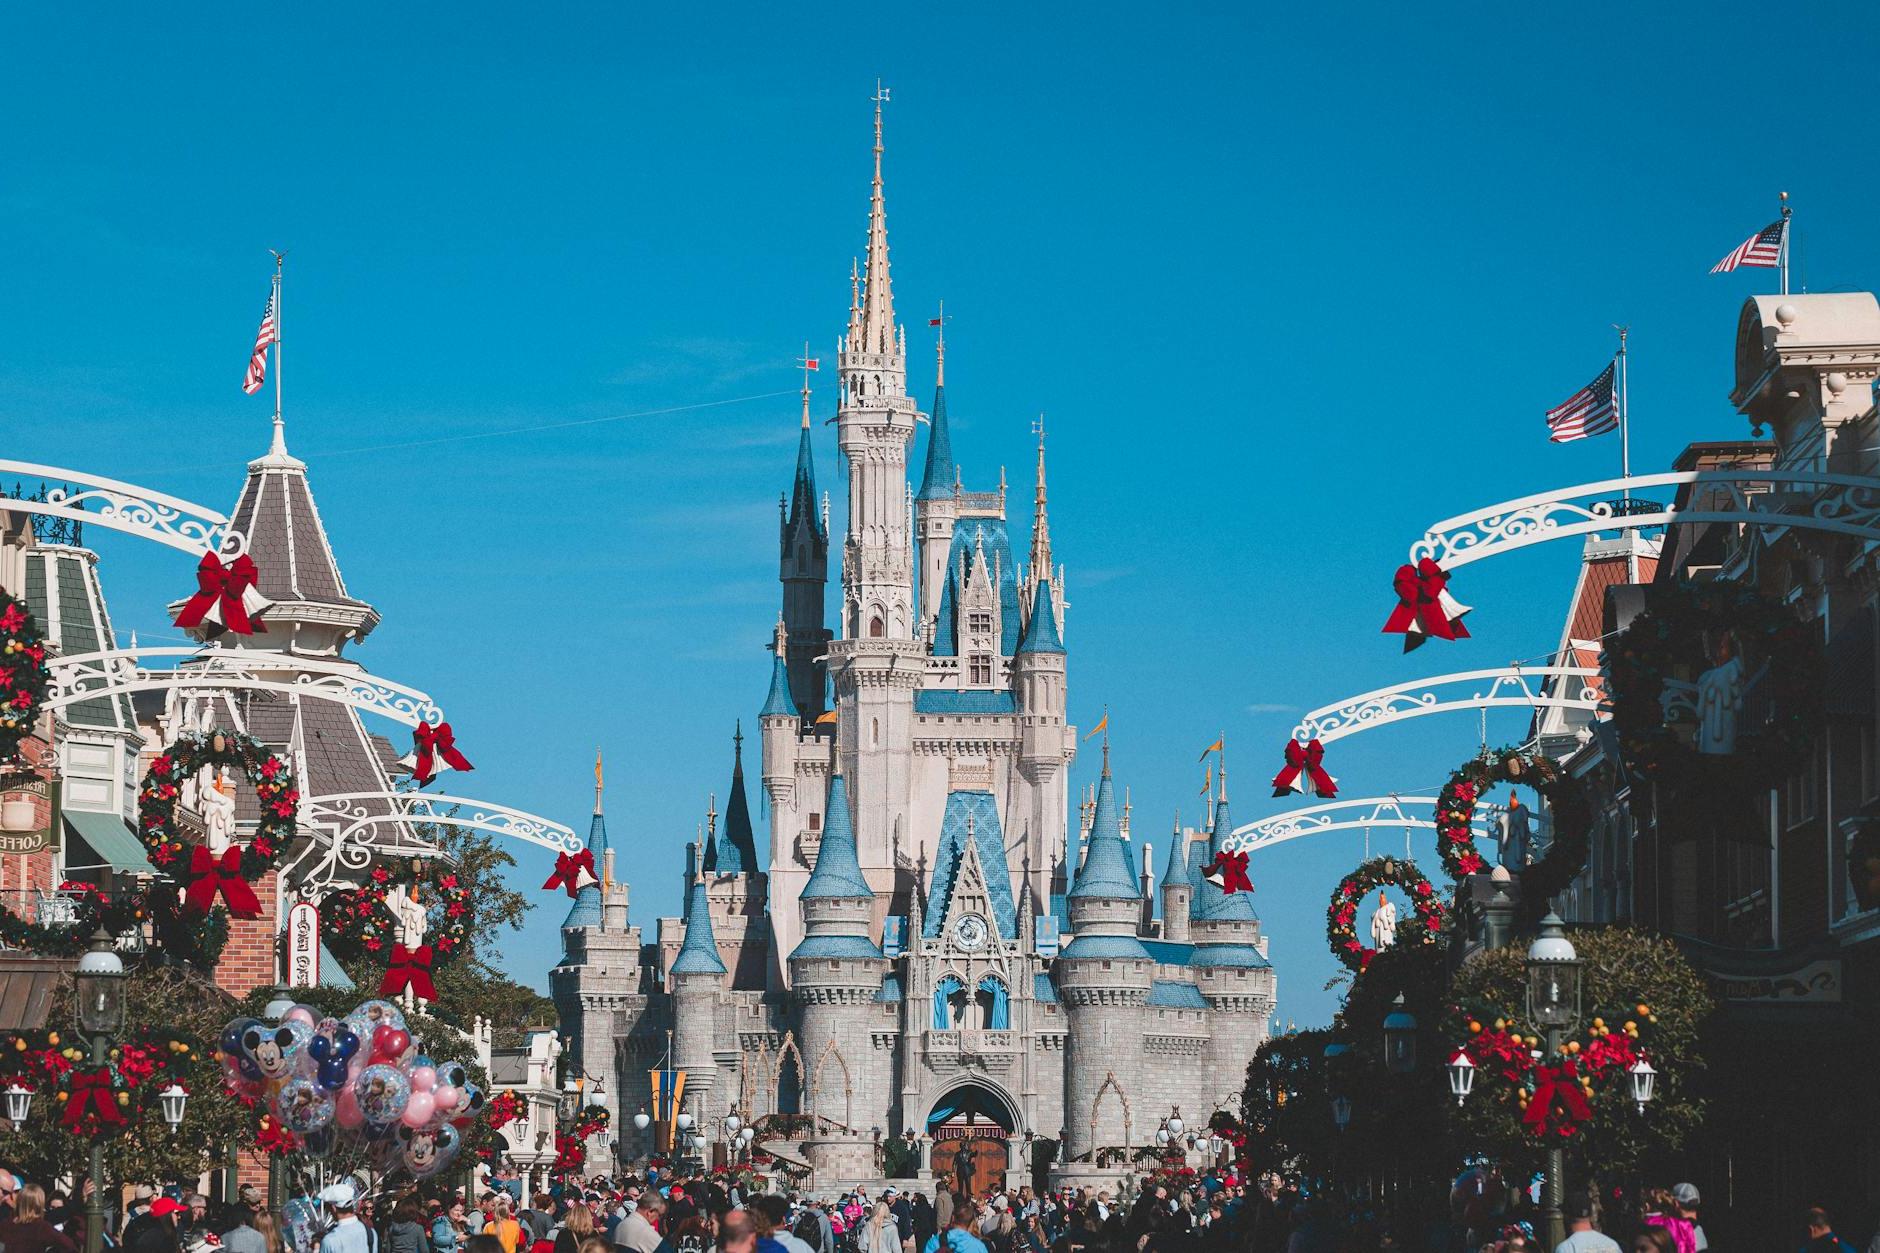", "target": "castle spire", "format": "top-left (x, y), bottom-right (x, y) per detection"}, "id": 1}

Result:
top-left (1028, 414), bottom-right (1052, 584)
top-left (917, 312), bottom-right (955, 502)
top-left (934, 299), bottom-right (946, 388)
top-left (593, 748), bottom-right (604, 816)
top-left (858, 81), bottom-right (896, 357)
